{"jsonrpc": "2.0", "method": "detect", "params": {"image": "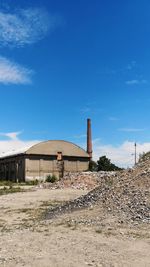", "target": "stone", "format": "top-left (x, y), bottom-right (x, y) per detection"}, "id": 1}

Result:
top-left (44, 161), bottom-right (150, 224)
